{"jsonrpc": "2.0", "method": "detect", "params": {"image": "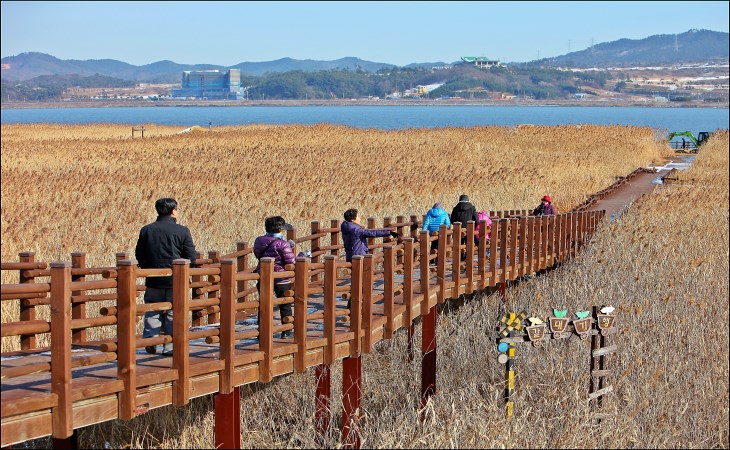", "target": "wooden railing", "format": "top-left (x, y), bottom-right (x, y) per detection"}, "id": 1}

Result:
top-left (1, 209), bottom-right (606, 447)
